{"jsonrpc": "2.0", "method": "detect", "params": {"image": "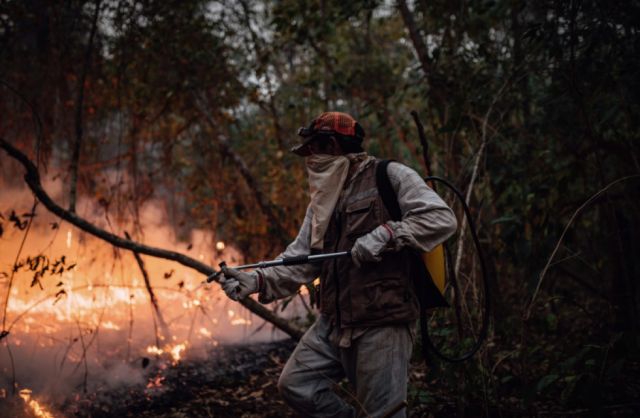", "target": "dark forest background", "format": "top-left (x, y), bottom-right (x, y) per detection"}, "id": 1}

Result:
top-left (1, 0), bottom-right (639, 415)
